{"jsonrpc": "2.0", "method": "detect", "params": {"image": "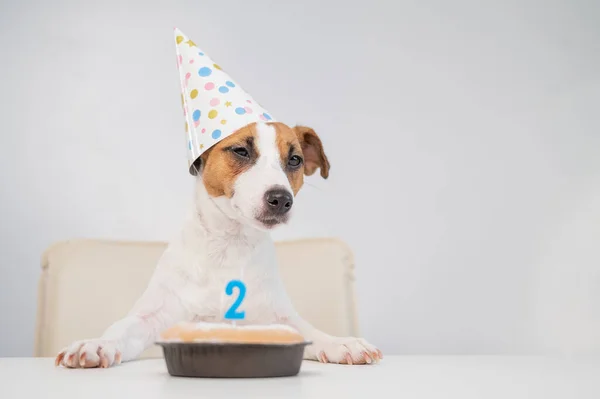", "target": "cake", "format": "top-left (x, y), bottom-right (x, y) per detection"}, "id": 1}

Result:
top-left (156, 322), bottom-right (311, 378)
top-left (159, 321), bottom-right (305, 344)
